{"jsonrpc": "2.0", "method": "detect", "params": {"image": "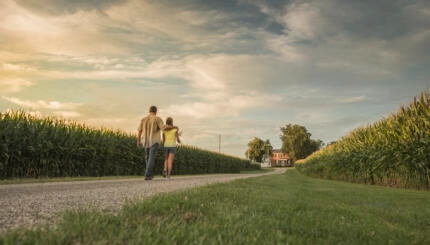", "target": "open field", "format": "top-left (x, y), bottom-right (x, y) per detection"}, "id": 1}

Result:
top-left (2, 169), bottom-right (429, 244)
